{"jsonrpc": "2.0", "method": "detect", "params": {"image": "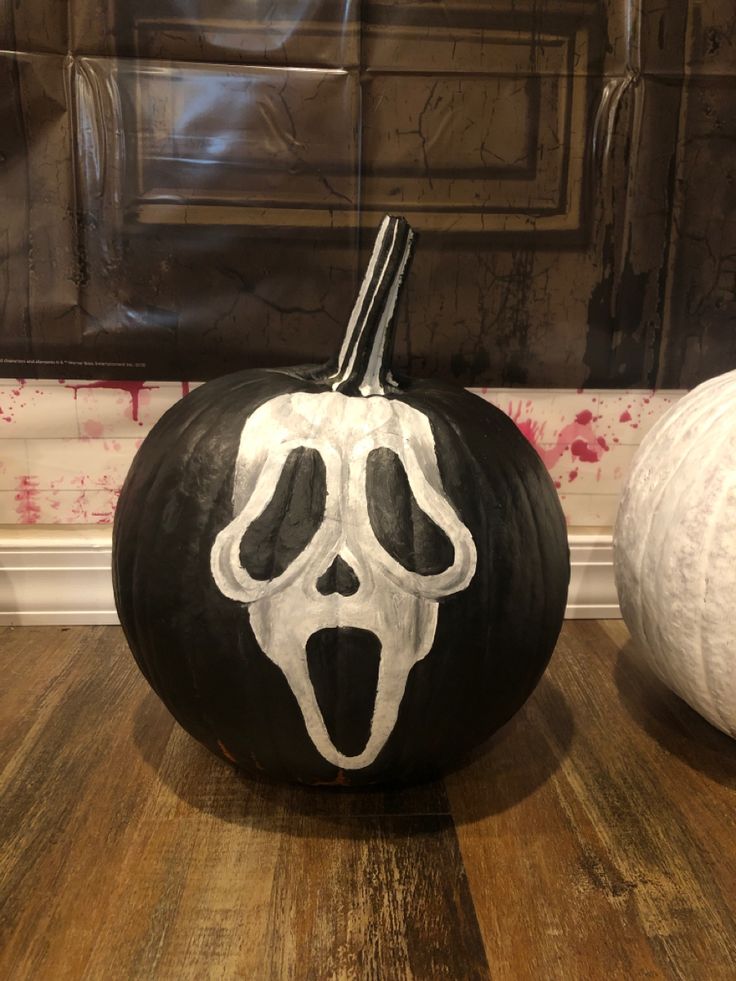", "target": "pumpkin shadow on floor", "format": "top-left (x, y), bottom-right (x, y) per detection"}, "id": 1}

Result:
top-left (614, 642), bottom-right (736, 789)
top-left (132, 675), bottom-right (574, 837)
